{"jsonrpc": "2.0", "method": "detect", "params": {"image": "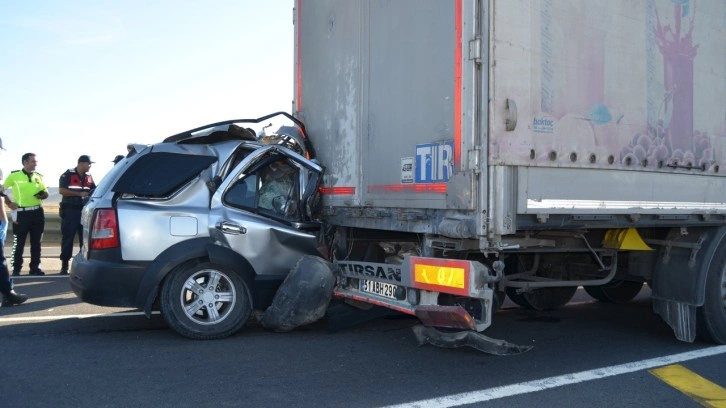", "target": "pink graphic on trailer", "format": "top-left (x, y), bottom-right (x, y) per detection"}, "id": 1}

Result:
top-left (655, 1), bottom-right (698, 153)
